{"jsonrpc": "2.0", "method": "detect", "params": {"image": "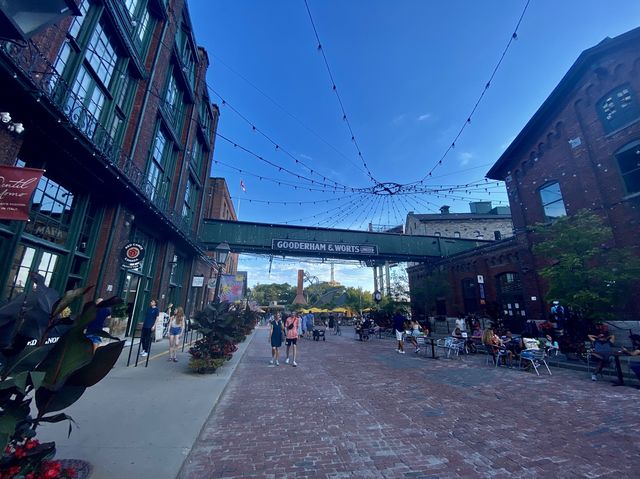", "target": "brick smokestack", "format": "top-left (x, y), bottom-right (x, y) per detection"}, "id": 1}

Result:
top-left (292, 269), bottom-right (307, 305)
